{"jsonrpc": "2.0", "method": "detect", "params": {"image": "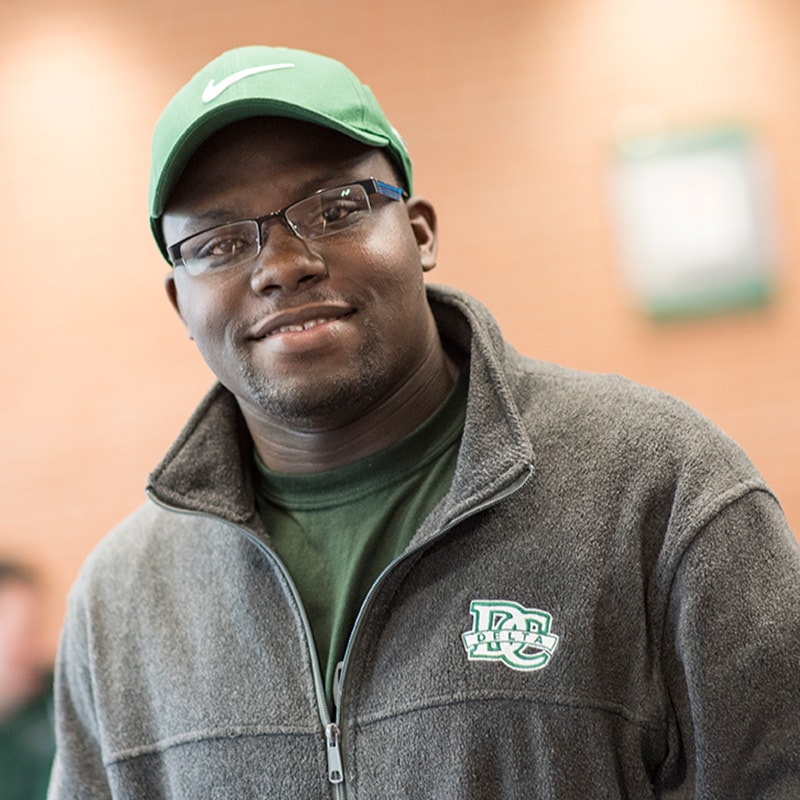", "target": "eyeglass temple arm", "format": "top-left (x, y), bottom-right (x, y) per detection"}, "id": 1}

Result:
top-left (373, 179), bottom-right (406, 202)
